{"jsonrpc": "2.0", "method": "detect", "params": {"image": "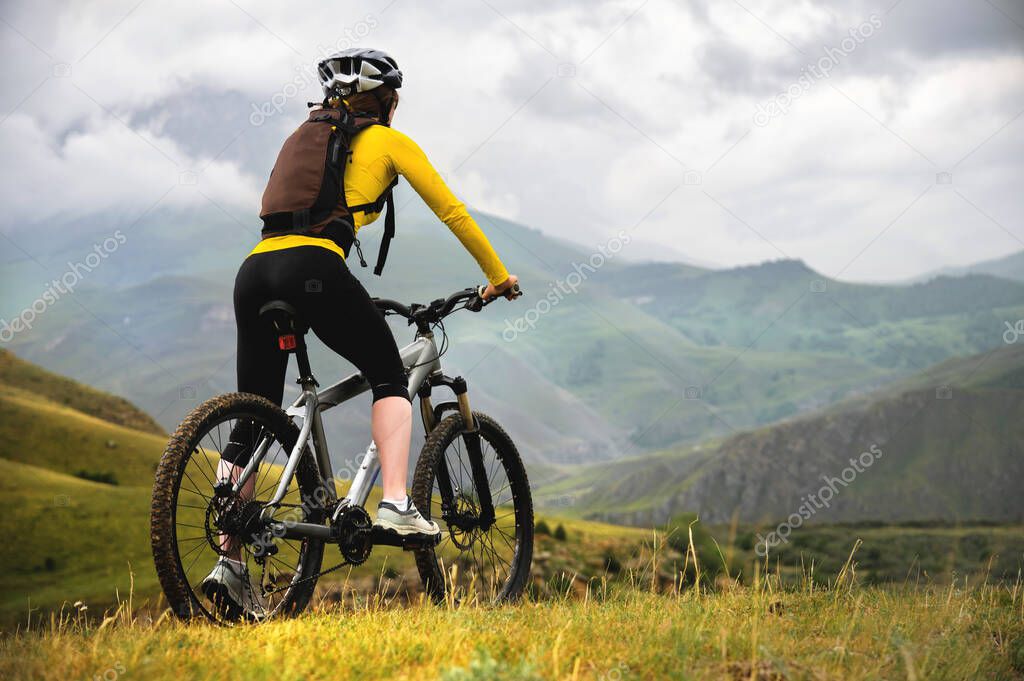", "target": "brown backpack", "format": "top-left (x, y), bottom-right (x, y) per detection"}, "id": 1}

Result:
top-left (259, 106), bottom-right (398, 275)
